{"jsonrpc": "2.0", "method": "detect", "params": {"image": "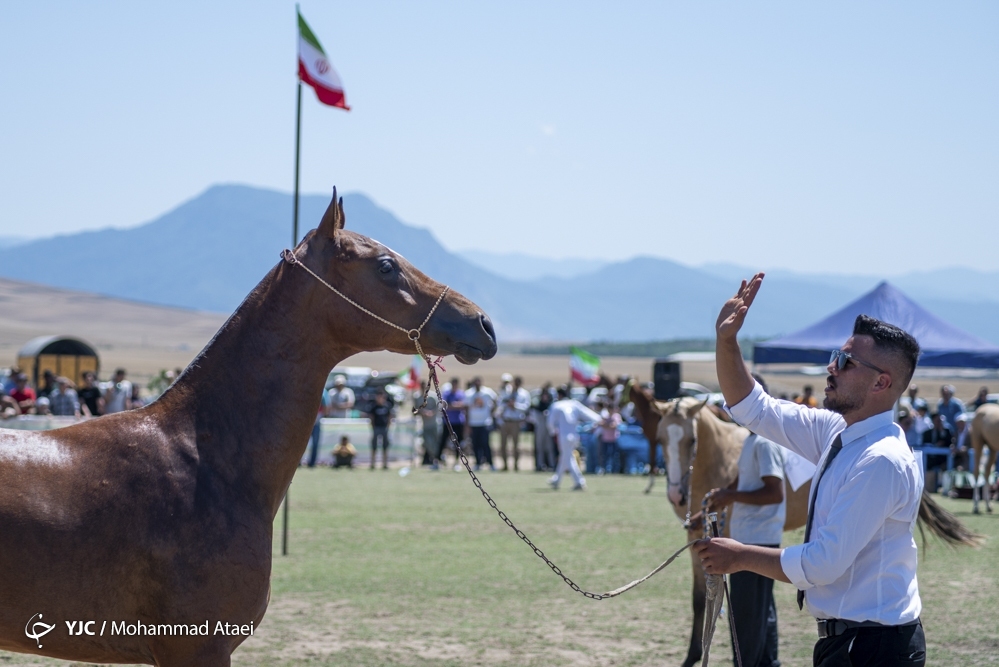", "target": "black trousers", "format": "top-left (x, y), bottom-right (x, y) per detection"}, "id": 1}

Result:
top-left (471, 425), bottom-right (493, 466)
top-left (730, 562), bottom-right (780, 667)
top-left (814, 620), bottom-right (925, 667)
